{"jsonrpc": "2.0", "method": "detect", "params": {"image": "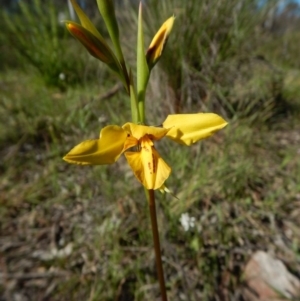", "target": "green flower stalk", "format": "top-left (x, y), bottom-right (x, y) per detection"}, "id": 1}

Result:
top-left (96, 0), bottom-right (129, 90)
top-left (96, 0), bottom-right (124, 64)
